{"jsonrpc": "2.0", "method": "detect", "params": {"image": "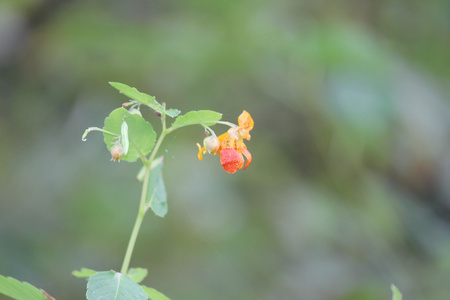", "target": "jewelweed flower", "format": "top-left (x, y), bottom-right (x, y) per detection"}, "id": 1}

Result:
top-left (197, 110), bottom-right (254, 173)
